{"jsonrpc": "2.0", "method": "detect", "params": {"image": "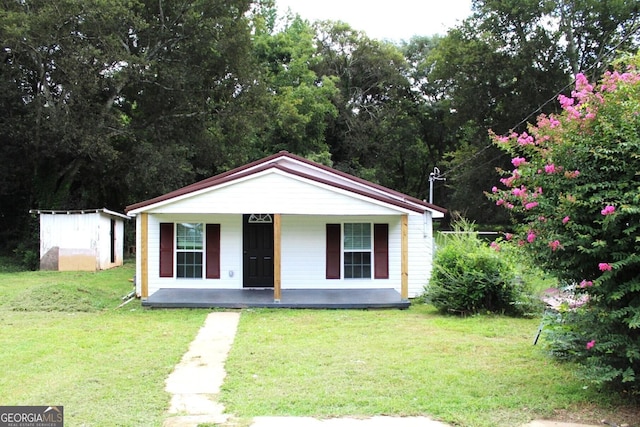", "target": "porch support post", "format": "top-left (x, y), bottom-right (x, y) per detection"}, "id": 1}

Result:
top-left (401, 214), bottom-right (409, 301)
top-left (273, 213), bottom-right (282, 302)
top-left (140, 212), bottom-right (149, 299)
